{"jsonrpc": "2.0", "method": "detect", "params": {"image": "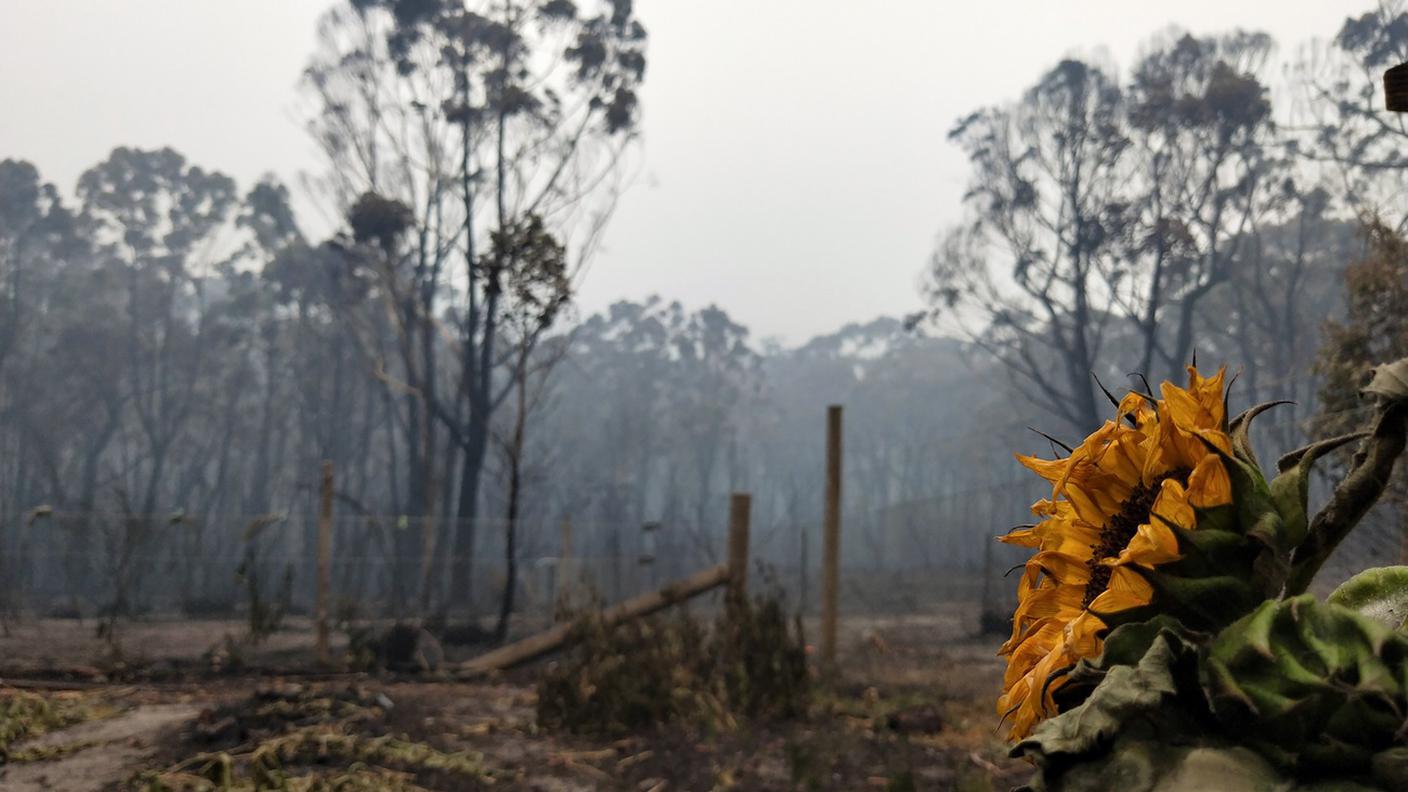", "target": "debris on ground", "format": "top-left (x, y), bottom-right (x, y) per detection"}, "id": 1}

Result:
top-left (0, 689), bottom-right (121, 757)
top-left (134, 683), bottom-right (493, 790)
top-left (0, 696), bottom-right (197, 792)
top-left (0, 611), bottom-right (1030, 790)
top-left (346, 623), bottom-right (447, 673)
